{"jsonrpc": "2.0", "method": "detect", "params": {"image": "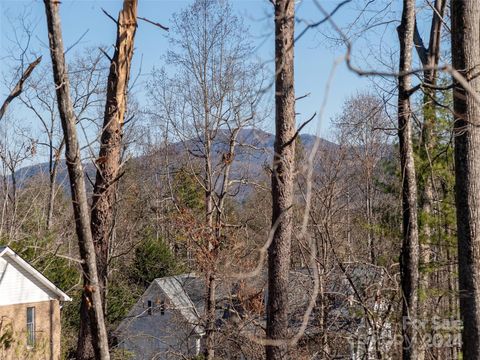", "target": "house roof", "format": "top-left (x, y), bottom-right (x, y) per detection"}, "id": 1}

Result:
top-left (115, 273), bottom-right (206, 337)
top-left (155, 274), bottom-right (204, 336)
top-left (0, 246), bottom-right (72, 302)
top-left (117, 265), bottom-right (387, 341)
